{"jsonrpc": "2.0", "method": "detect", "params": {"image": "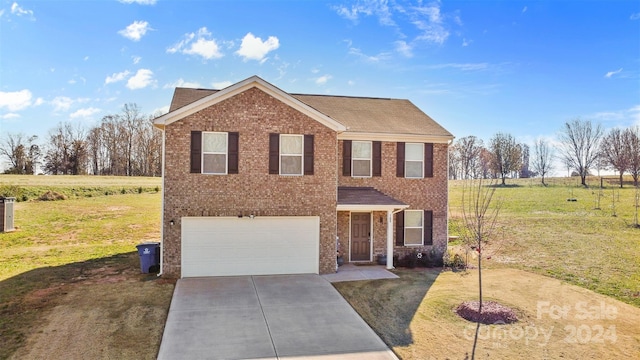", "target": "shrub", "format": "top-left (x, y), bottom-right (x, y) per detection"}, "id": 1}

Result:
top-left (444, 250), bottom-right (466, 270)
top-left (38, 190), bottom-right (67, 201)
